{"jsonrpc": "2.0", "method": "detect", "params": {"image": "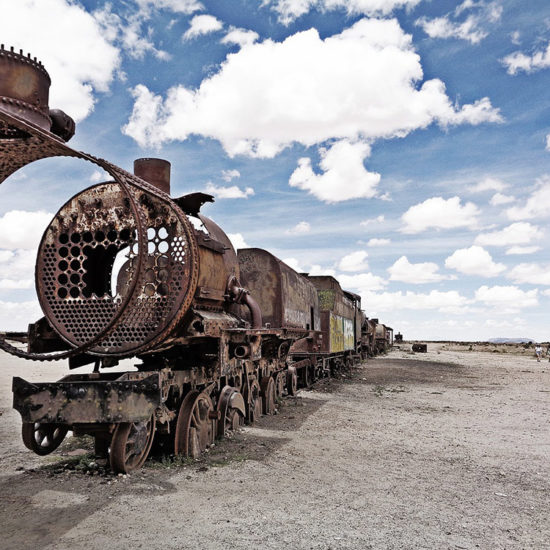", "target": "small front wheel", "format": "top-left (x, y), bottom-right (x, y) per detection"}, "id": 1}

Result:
top-left (109, 415), bottom-right (156, 473)
top-left (22, 422), bottom-right (68, 456)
